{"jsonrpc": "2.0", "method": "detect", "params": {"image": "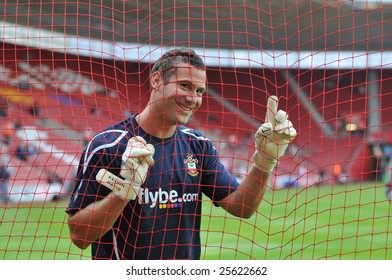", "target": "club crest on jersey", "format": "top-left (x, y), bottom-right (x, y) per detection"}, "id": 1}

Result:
top-left (184, 154), bottom-right (199, 176)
